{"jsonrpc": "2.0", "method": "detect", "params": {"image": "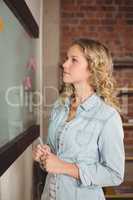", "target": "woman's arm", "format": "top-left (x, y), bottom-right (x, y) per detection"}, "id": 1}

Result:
top-left (61, 162), bottom-right (80, 180)
top-left (61, 111), bottom-right (125, 187)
